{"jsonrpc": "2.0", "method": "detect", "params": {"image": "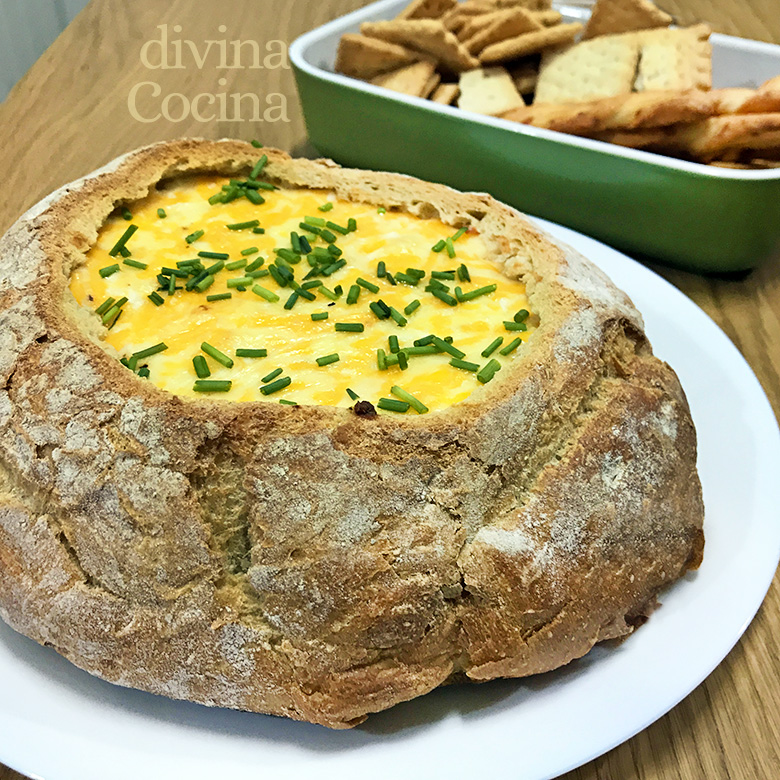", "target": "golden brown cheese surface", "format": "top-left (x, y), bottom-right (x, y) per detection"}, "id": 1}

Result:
top-left (70, 175), bottom-right (535, 411)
